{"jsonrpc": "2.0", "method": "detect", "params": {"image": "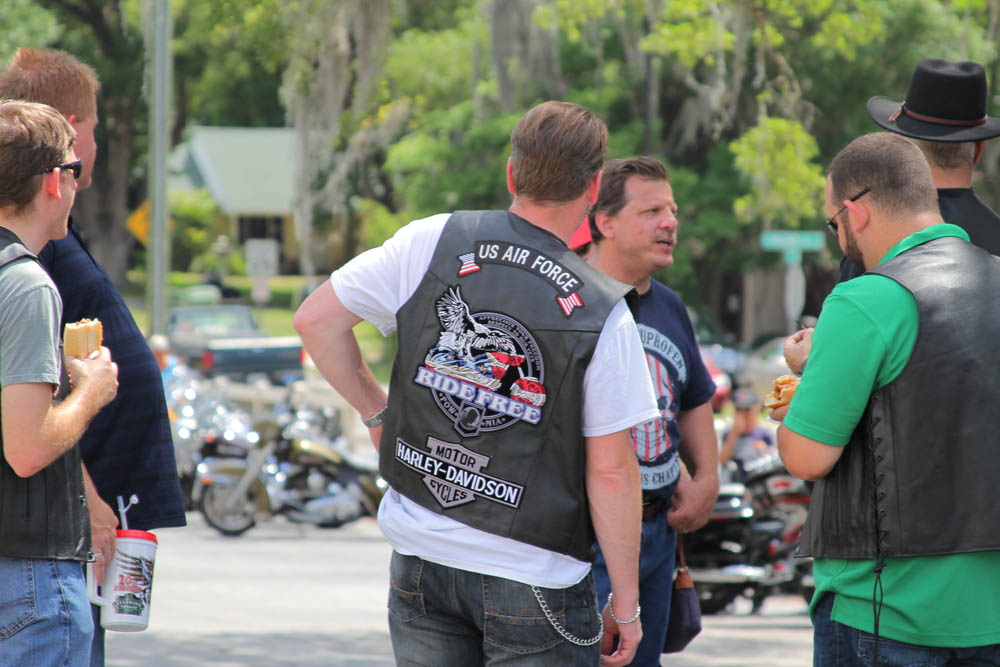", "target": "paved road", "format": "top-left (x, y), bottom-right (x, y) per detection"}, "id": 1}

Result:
top-left (106, 514), bottom-right (813, 666)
